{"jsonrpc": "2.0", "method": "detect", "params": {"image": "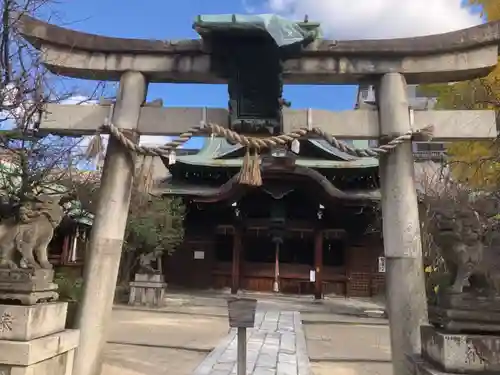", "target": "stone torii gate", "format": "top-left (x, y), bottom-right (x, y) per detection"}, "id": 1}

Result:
top-left (17, 14), bottom-right (499, 375)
